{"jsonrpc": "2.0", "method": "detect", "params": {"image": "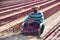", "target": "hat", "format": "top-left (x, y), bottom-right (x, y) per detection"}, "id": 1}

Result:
top-left (32, 5), bottom-right (39, 9)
